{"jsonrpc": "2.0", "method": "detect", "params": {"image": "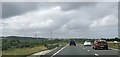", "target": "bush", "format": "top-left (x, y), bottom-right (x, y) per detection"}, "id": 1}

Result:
top-left (2, 38), bottom-right (63, 50)
top-left (45, 44), bottom-right (59, 50)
